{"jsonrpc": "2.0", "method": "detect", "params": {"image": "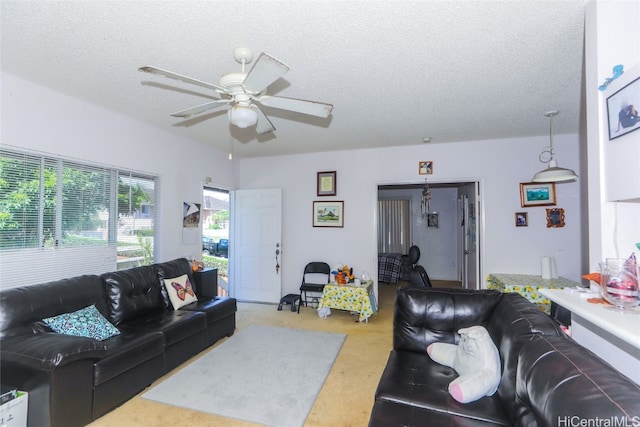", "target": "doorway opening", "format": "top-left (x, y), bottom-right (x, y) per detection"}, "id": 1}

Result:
top-left (202, 186), bottom-right (230, 297)
top-left (377, 181), bottom-right (481, 291)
